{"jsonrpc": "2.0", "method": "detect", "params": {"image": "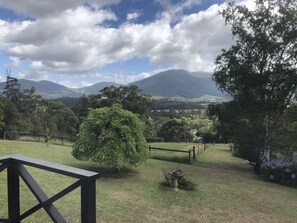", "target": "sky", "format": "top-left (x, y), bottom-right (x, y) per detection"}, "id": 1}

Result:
top-left (0, 0), bottom-right (249, 88)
